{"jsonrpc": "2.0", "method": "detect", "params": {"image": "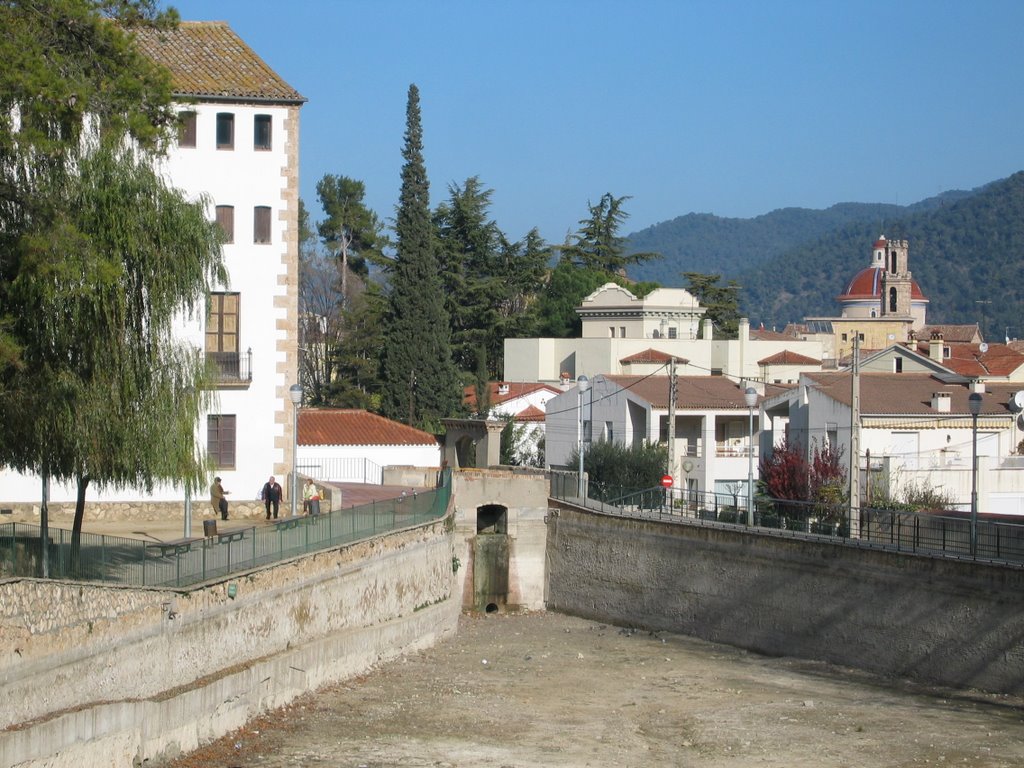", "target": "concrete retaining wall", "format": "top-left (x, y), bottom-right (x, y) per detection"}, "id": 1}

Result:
top-left (0, 514), bottom-right (459, 767)
top-left (546, 504), bottom-right (1024, 695)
